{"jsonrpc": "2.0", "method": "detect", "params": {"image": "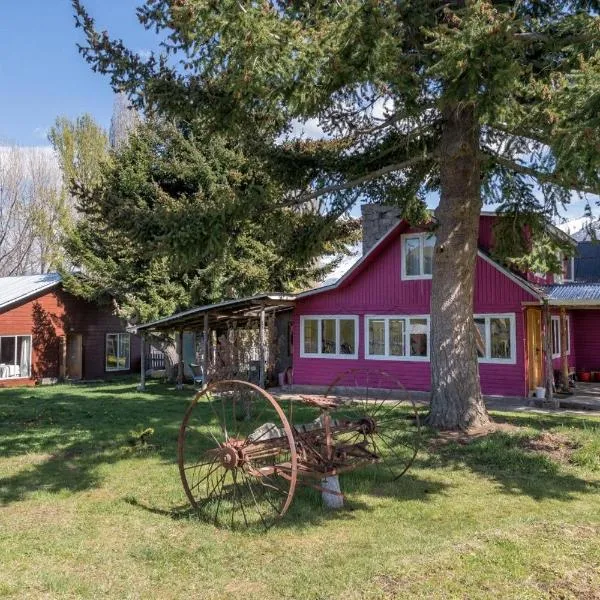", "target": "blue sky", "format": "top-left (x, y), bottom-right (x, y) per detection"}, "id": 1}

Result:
top-left (0, 1), bottom-right (158, 146)
top-left (0, 1), bottom-right (594, 221)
